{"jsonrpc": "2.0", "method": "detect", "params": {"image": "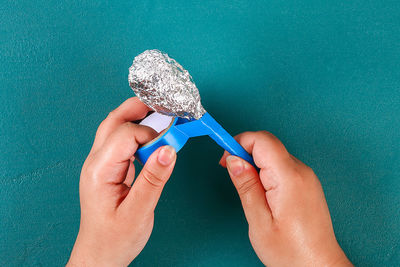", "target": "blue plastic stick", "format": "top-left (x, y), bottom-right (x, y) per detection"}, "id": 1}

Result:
top-left (135, 112), bottom-right (256, 168)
